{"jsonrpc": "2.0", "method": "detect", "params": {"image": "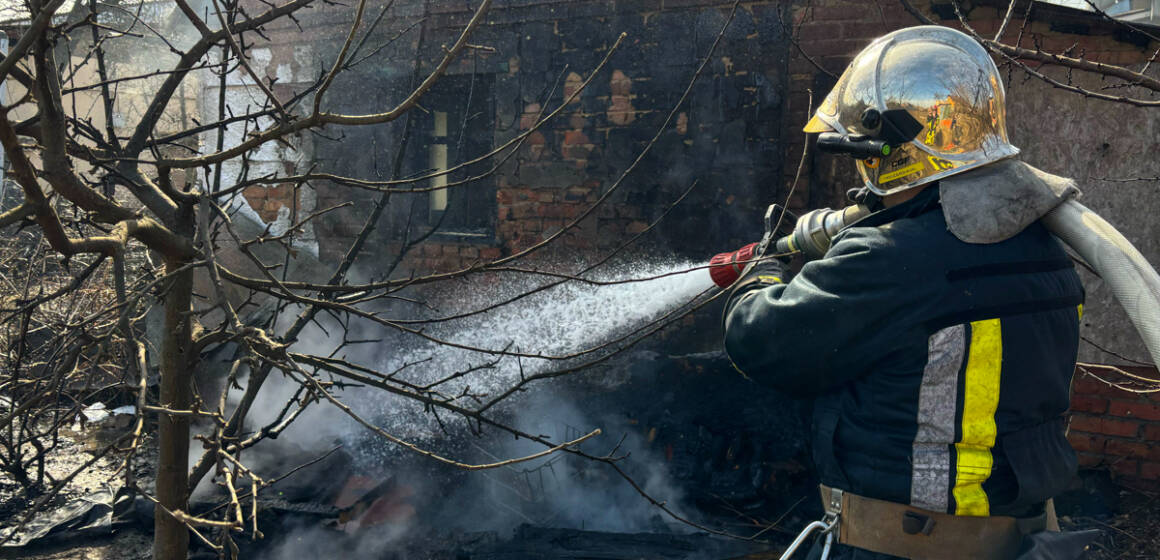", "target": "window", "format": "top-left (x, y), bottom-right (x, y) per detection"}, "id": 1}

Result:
top-left (414, 73), bottom-right (496, 238)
